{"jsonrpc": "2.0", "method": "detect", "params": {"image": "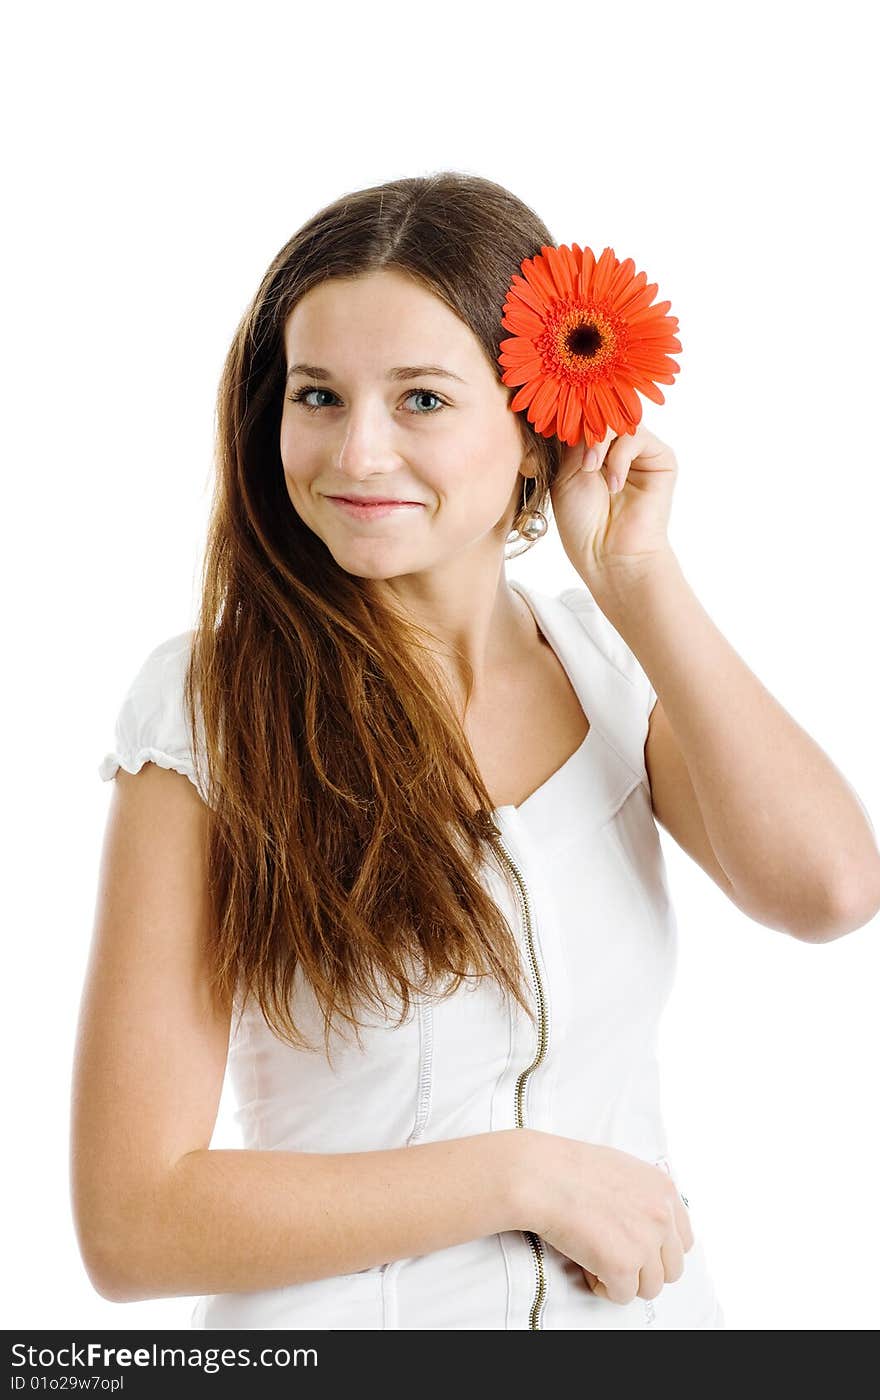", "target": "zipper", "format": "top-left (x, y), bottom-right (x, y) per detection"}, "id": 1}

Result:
top-left (486, 821), bottom-right (550, 1331)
